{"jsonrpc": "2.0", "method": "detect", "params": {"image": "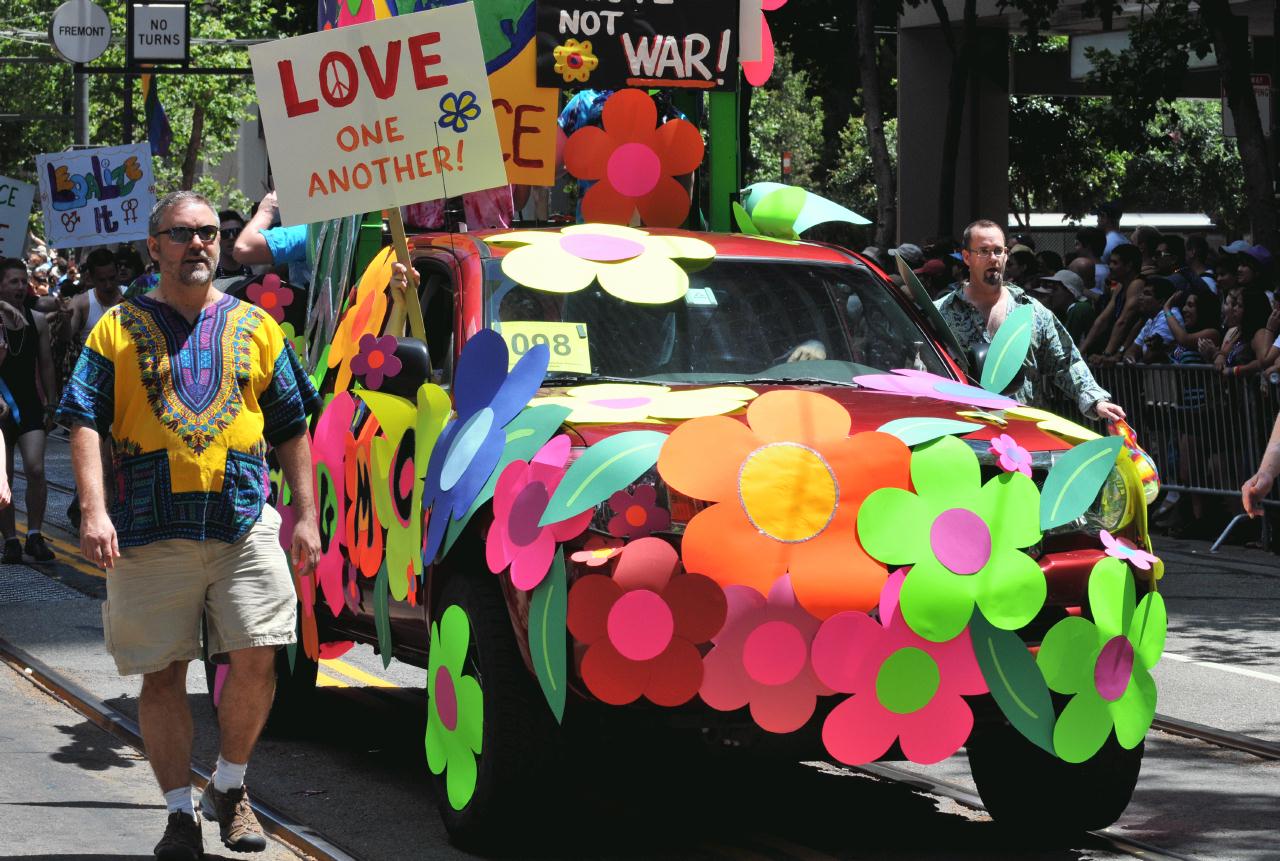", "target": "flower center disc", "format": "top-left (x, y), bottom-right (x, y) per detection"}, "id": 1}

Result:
top-left (508, 481), bottom-right (550, 547)
top-left (434, 665), bottom-right (459, 731)
top-left (607, 590), bottom-right (674, 661)
top-left (559, 233), bottom-right (646, 263)
top-left (440, 408), bottom-right (494, 491)
top-left (876, 647), bottom-right (941, 715)
top-left (607, 143), bottom-right (663, 198)
top-left (742, 621), bottom-right (808, 686)
top-left (625, 505), bottom-right (648, 527)
top-left (1094, 635), bottom-right (1135, 702)
top-left (367, 350), bottom-right (385, 369)
top-left (738, 443), bottom-right (838, 543)
top-left (930, 508), bottom-right (991, 575)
